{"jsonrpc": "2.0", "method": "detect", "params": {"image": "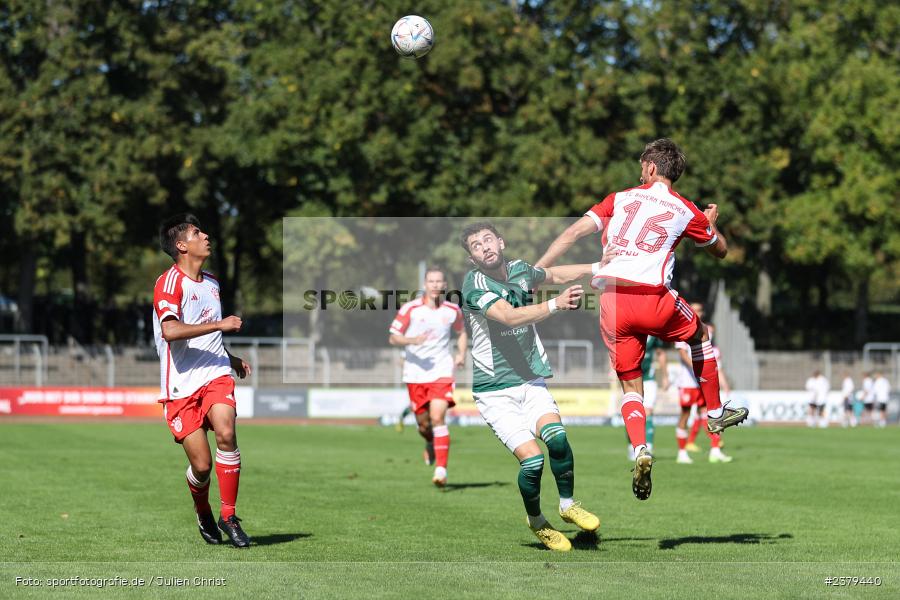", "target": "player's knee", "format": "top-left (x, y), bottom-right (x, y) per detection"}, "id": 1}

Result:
top-left (214, 424), bottom-right (236, 449)
top-left (539, 424), bottom-right (570, 457)
top-left (192, 462), bottom-right (212, 480)
top-left (418, 423), bottom-right (432, 437)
